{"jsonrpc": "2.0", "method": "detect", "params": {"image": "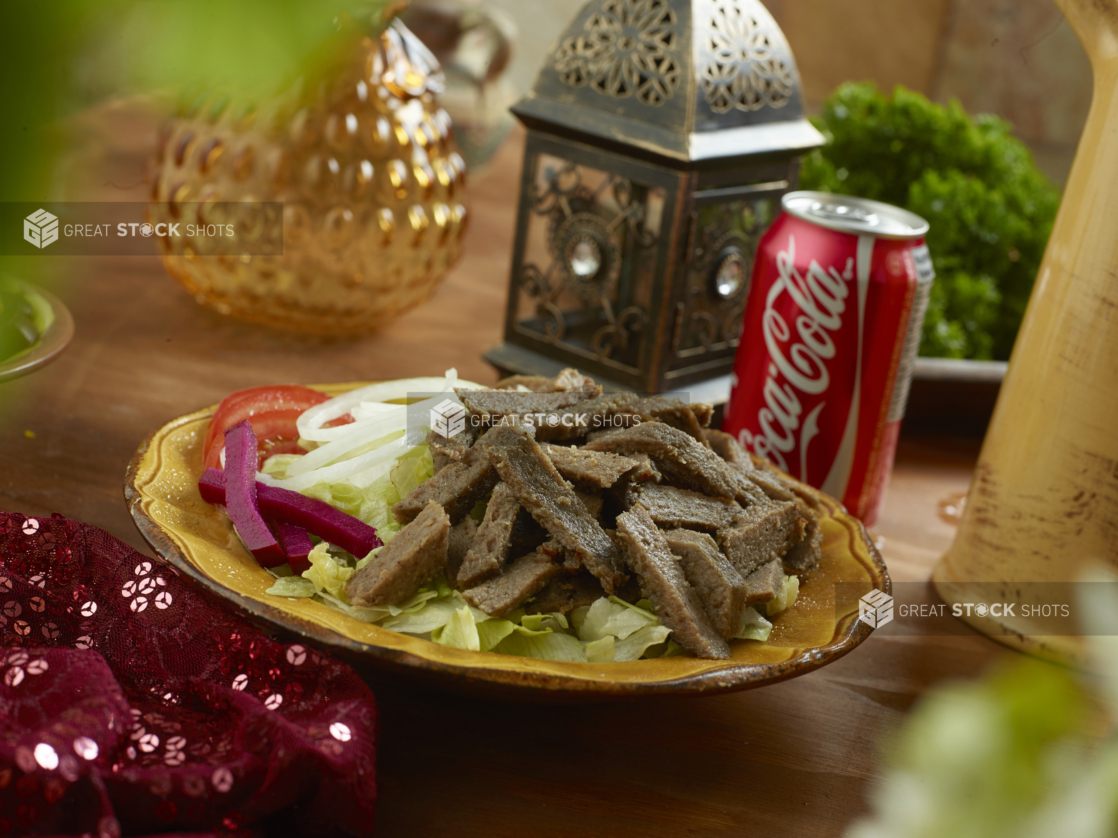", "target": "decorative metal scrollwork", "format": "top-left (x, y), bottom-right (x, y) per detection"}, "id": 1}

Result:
top-left (700, 2), bottom-right (794, 113)
top-left (554, 0), bottom-right (681, 106)
top-left (593, 304), bottom-right (649, 359)
top-left (673, 199), bottom-right (773, 363)
top-left (517, 158), bottom-right (661, 366)
top-left (530, 161), bottom-right (581, 214)
top-left (689, 311), bottom-right (719, 351)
